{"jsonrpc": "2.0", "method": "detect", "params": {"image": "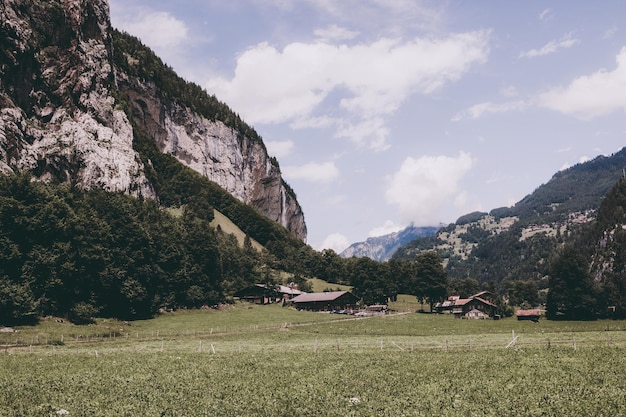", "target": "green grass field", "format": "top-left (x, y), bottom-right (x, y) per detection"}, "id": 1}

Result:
top-left (2, 304), bottom-right (626, 416)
